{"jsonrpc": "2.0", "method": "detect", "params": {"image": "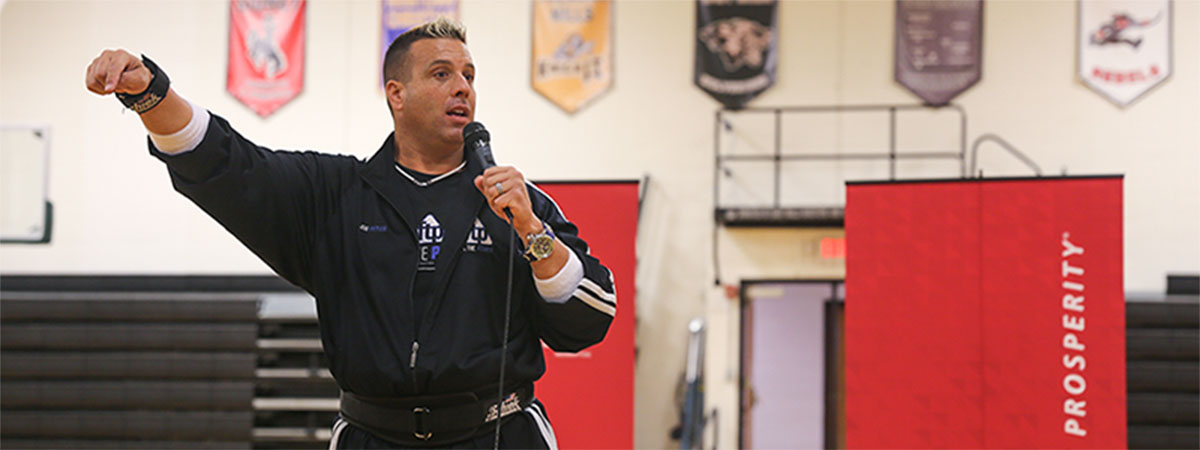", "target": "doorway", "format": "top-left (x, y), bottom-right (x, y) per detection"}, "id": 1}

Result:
top-left (739, 280), bottom-right (844, 449)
